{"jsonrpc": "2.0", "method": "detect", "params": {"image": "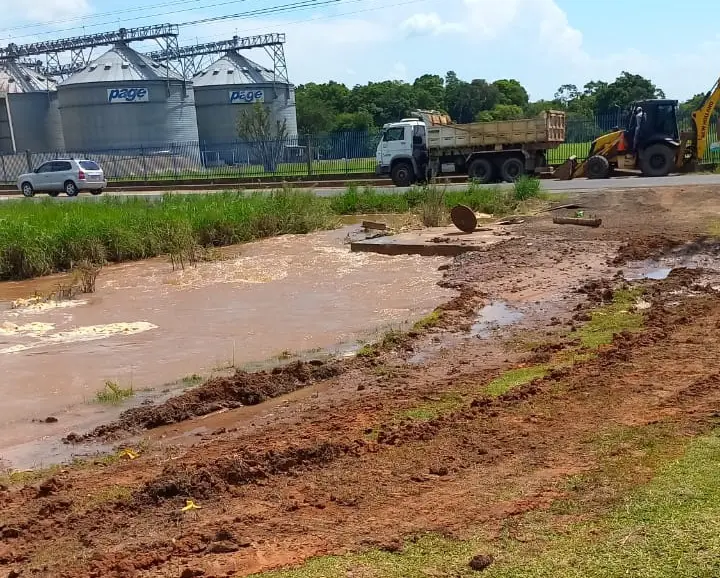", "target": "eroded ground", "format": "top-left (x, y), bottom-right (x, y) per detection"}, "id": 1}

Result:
top-left (3, 186), bottom-right (720, 577)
